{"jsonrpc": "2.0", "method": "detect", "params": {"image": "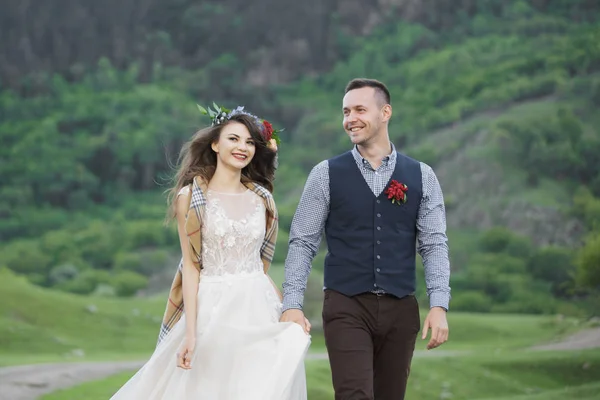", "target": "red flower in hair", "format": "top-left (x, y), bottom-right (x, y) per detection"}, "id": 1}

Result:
top-left (262, 120), bottom-right (274, 141)
top-left (384, 180), bottom-right (408, 205)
